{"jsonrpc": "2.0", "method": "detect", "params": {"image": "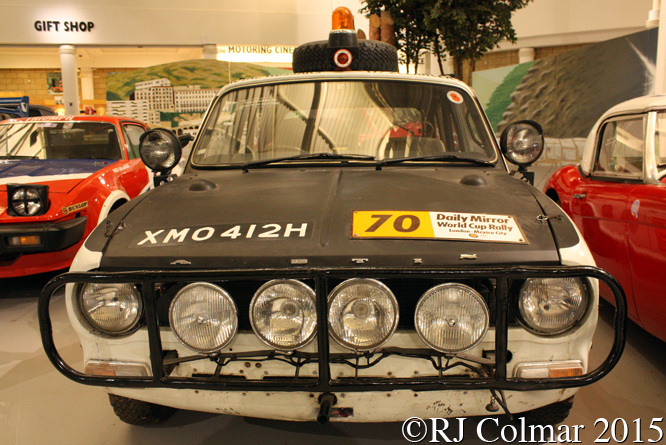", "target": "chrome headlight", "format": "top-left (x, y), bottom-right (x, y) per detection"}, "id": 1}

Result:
top-left (415, 283), bottom-right (489, 353)
top-left (139, 128), bottom-right (182, 172)
top-left (7, 184), bottom-right (49, 216)
top-left (80, 283), bottom-right (142, 335)
top-left (518, 278), bottom-right (589, 335)
top-left (169, 282), bottom-right (238, 353)
top-left (328, 279), bottom-right (399, 351)
top-left (250, 280), bottom-right (317, 350)
top-left (500, 120), bottom-right (544, 166)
